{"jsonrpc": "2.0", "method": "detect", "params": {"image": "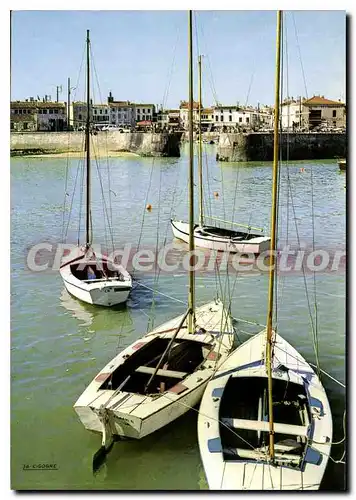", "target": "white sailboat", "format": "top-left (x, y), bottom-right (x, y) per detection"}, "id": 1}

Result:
top-left (60, 30), bottom-right (132, 307)
top-left (171, 55), bottom-right (270, 255)
top-left (74, 14), bottom-right (235, 469)
top-left (197, 11), bottom-right (332, 490)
